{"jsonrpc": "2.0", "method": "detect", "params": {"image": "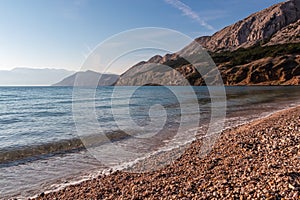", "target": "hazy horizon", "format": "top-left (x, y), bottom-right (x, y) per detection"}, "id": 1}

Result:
top-left (0, 0), bottom-right (284, 85)
top-left (0, 67), bottom-right (122, 86)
